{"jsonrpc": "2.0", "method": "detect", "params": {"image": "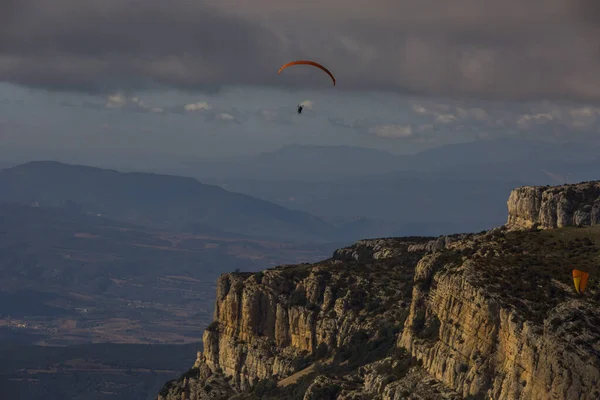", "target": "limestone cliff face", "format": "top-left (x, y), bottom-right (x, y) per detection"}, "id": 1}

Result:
top-left (400, 246), bottom-right (600, 400)
top-left (159, 182), bottom-right (600, 400)
top-left (201, 239), bottom-right (430, 391)
top-left (158, 237), bottom-right (431, 399)
top-left (507, 181), bottom-right (600, 229)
